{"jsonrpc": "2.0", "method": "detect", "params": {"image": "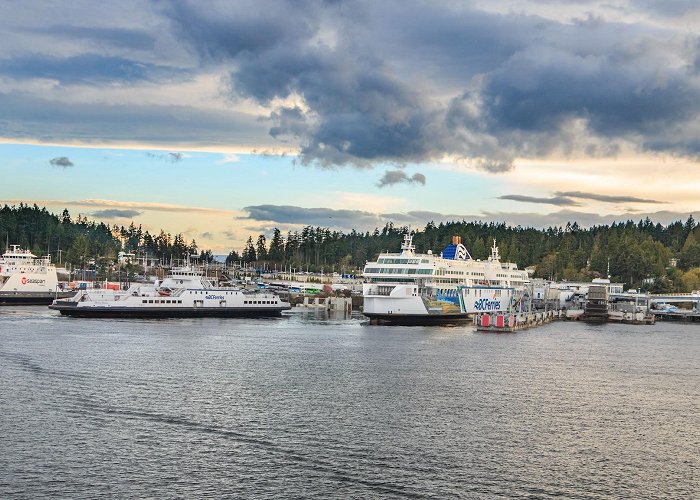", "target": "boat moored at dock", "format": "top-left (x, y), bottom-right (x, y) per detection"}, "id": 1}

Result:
top-left (50, 263), bottom-right (291, 318)
top-left (0, 245), bottom-right (73, 305)
top-left (362, 234), bottom-right (529, 325)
